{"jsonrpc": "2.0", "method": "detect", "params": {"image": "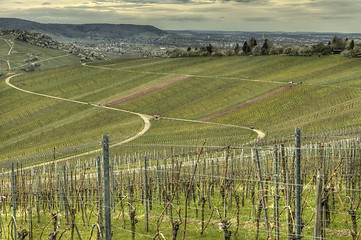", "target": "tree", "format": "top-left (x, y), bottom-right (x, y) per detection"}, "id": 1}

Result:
top-left (249, 38), bottom-right (257, 49)
top-left (261, 39), bottom-right (272, 55)
top-left (330, 36), bottom-right (345, 50)
top-left (269, 45), bottom-right (283, 55)
top-left (206, 44), bottom-right (213, 54)
top-left (350, 40), bottom-right (355, 50)
top-left (312, 43), bottom-right (332, 55)
top-left (22, 63), bottom-right (40, 72)
top-left (297, 46), bottom-right (312, 56)
top-left (234, 43), bottom-right (240, 55)
top-left (242, 41), bottom-right (251, 55)
top-left (252, 45), bottom-right (262, 56)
